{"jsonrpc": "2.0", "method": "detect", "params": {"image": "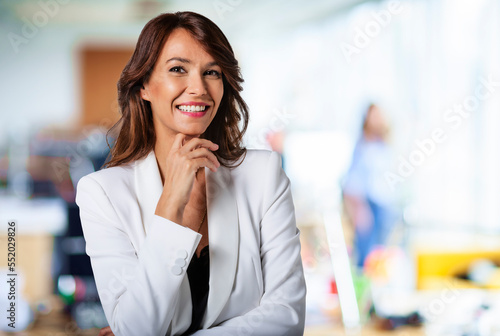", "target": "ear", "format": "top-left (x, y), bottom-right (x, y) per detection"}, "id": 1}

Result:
top-left (140, 84), bottom-right (151, 101)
